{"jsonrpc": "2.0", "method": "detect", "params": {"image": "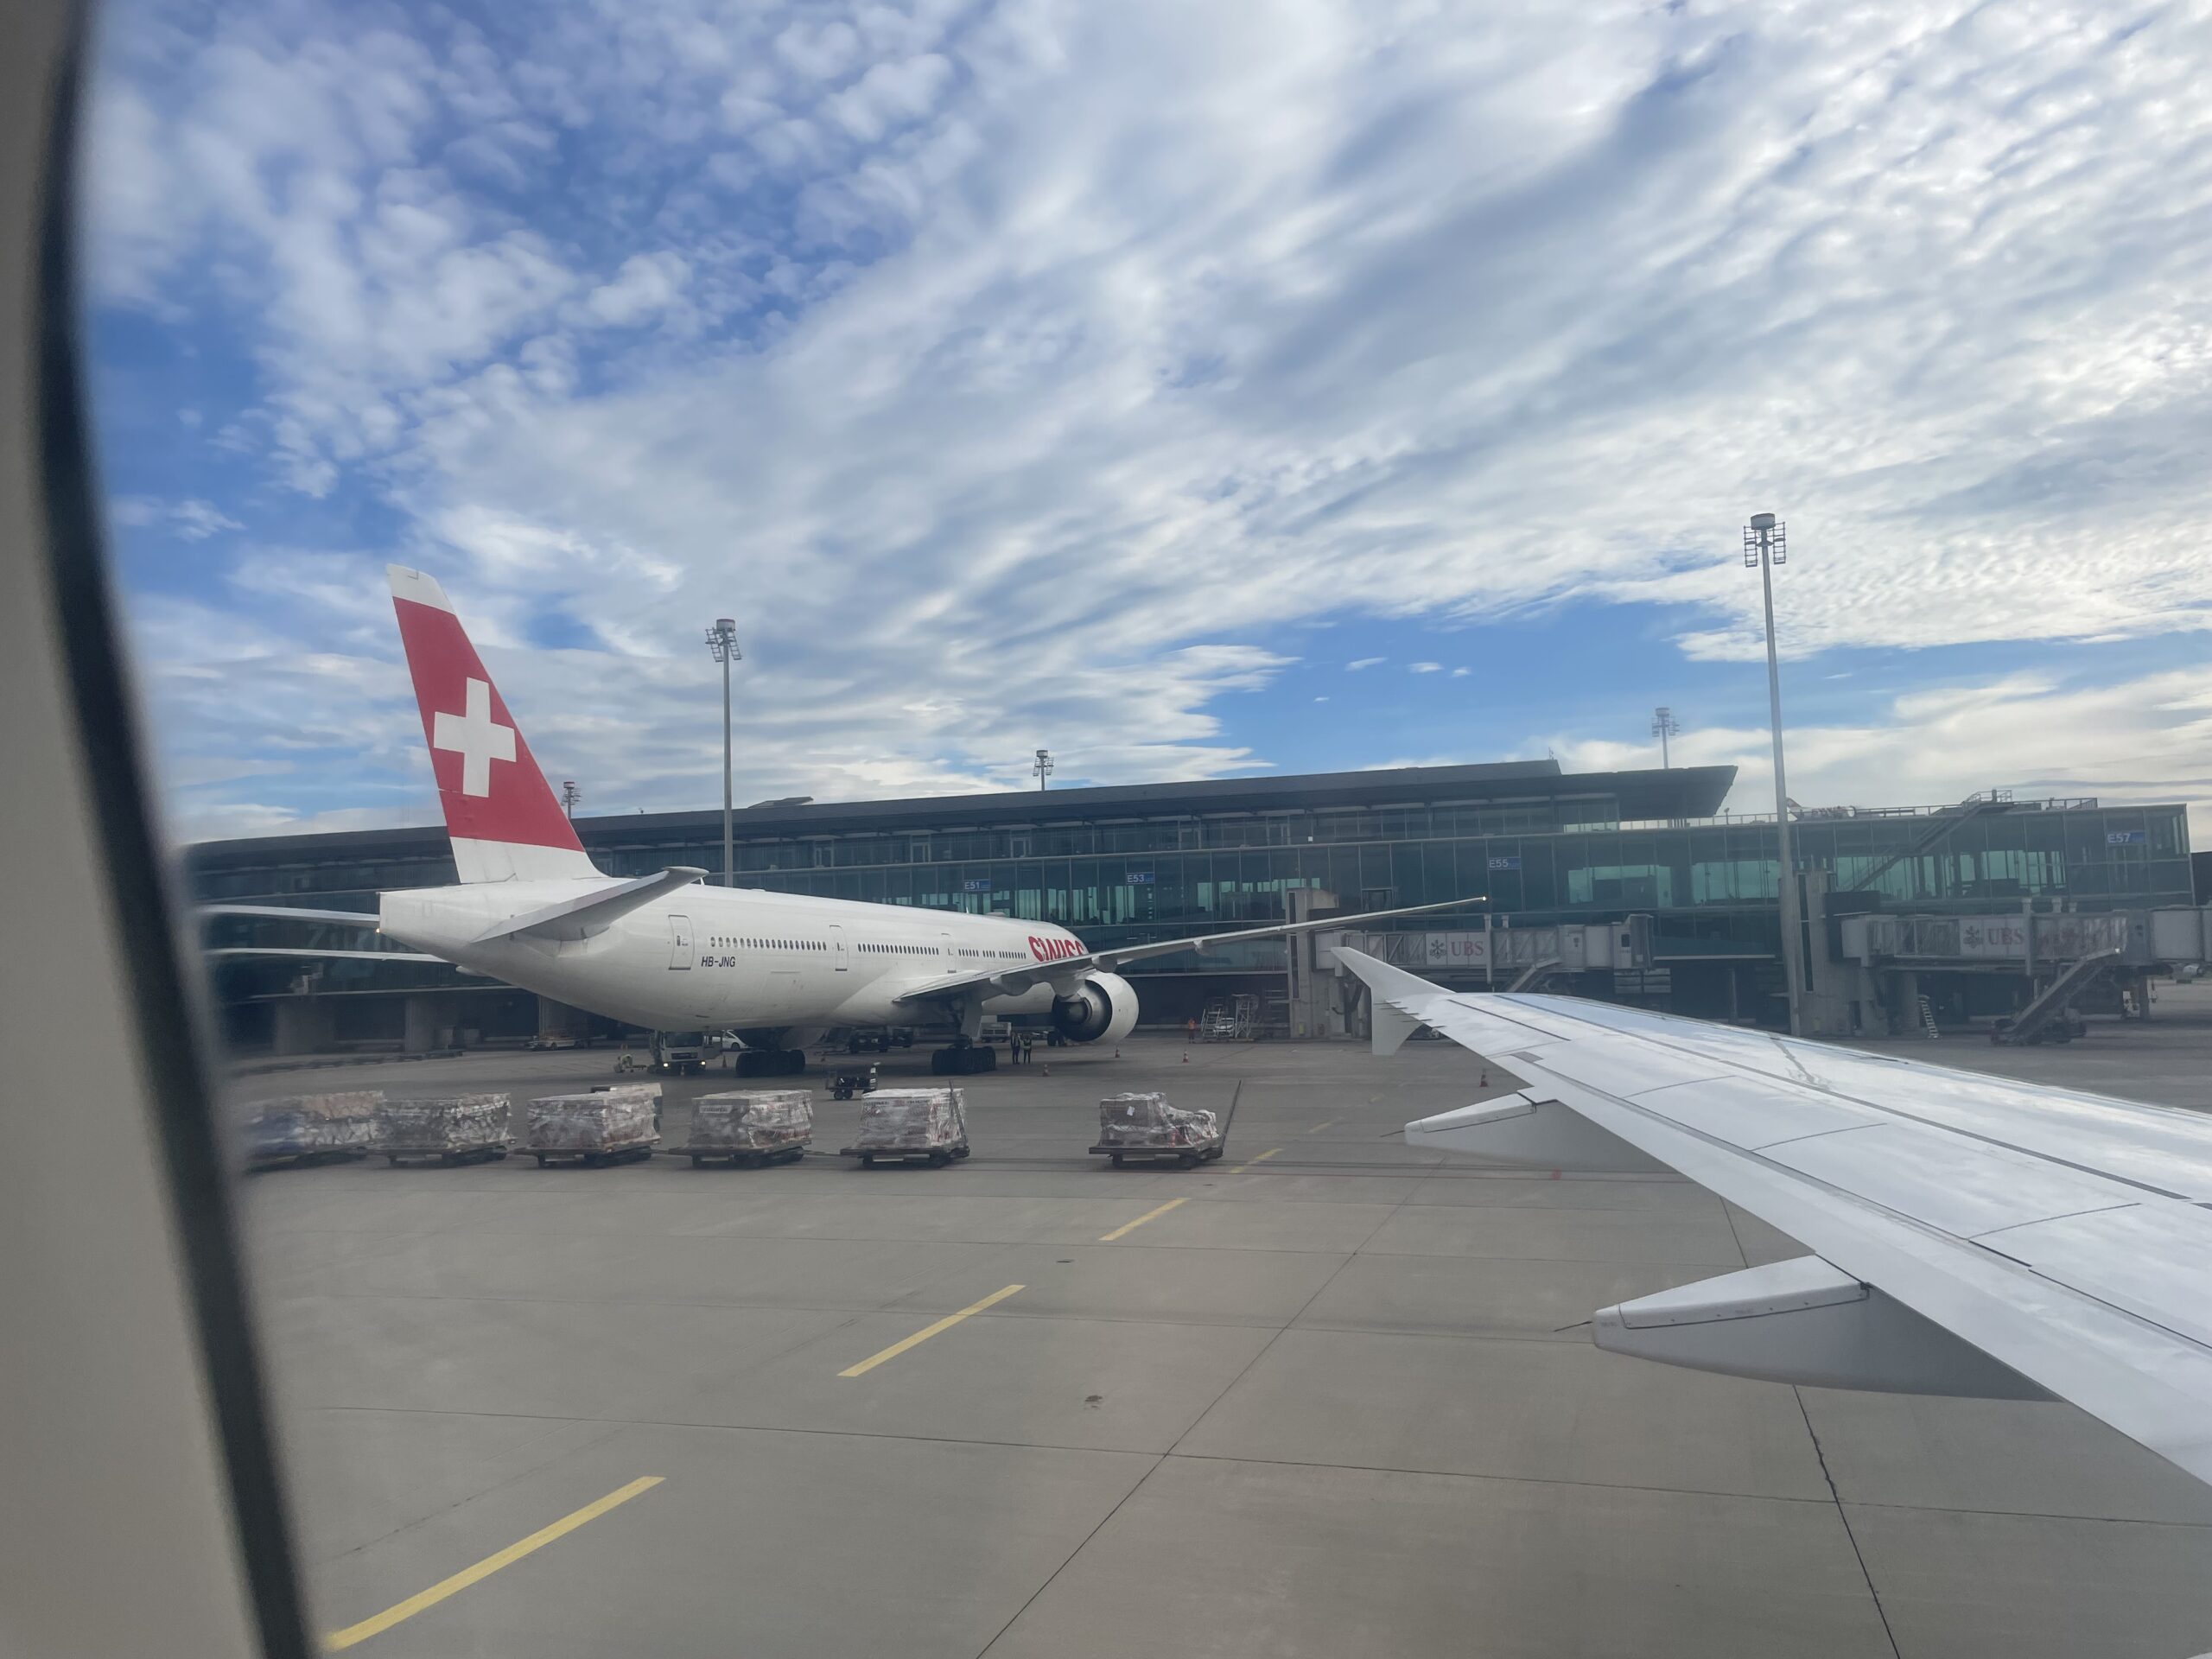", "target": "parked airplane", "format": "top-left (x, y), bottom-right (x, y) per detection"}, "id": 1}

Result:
top-left (1334, 947), bottom-right (2212, 1490)
top-left (220, 567), bottom-right (1477, 1075)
